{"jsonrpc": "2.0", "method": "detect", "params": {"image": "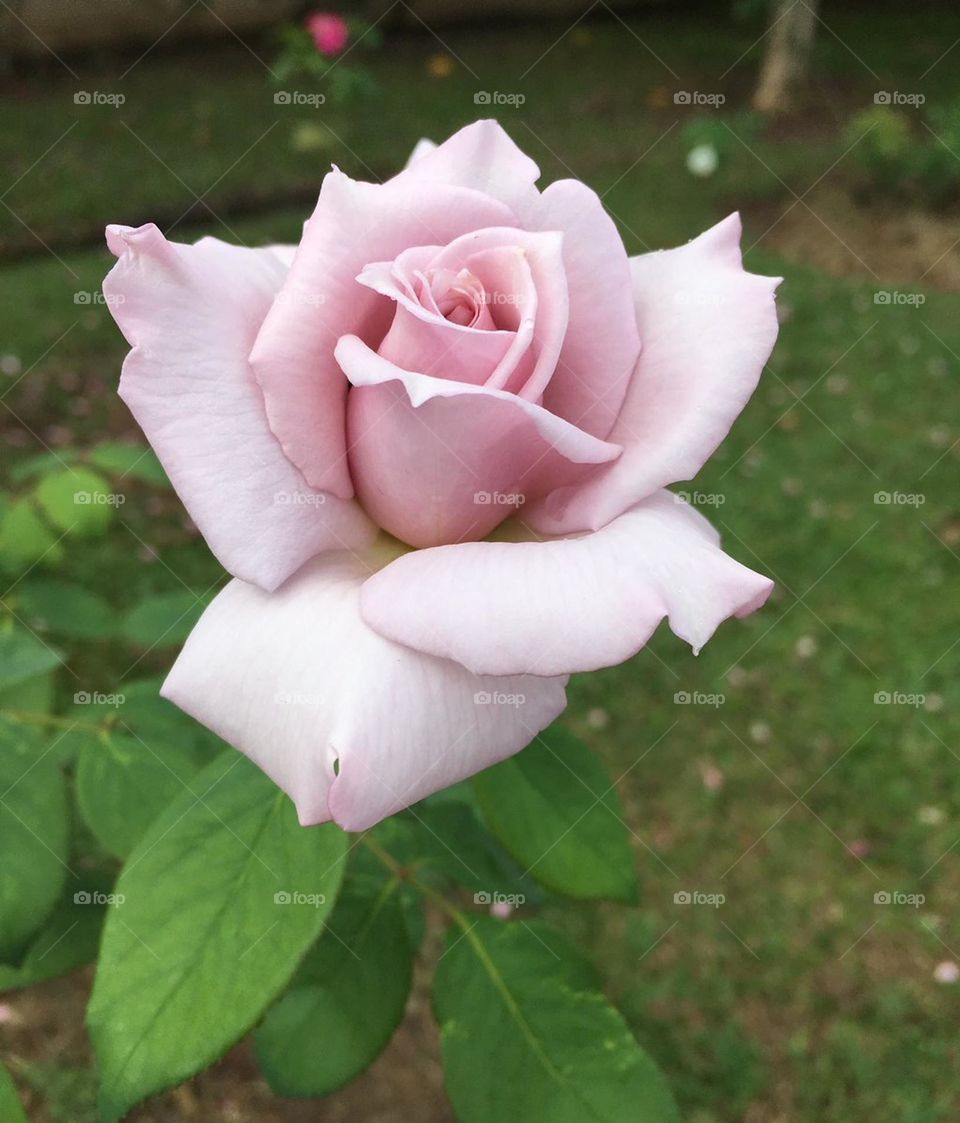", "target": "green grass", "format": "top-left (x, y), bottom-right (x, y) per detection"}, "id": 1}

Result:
top-left (2, 6), bottom-right (959, 1121)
